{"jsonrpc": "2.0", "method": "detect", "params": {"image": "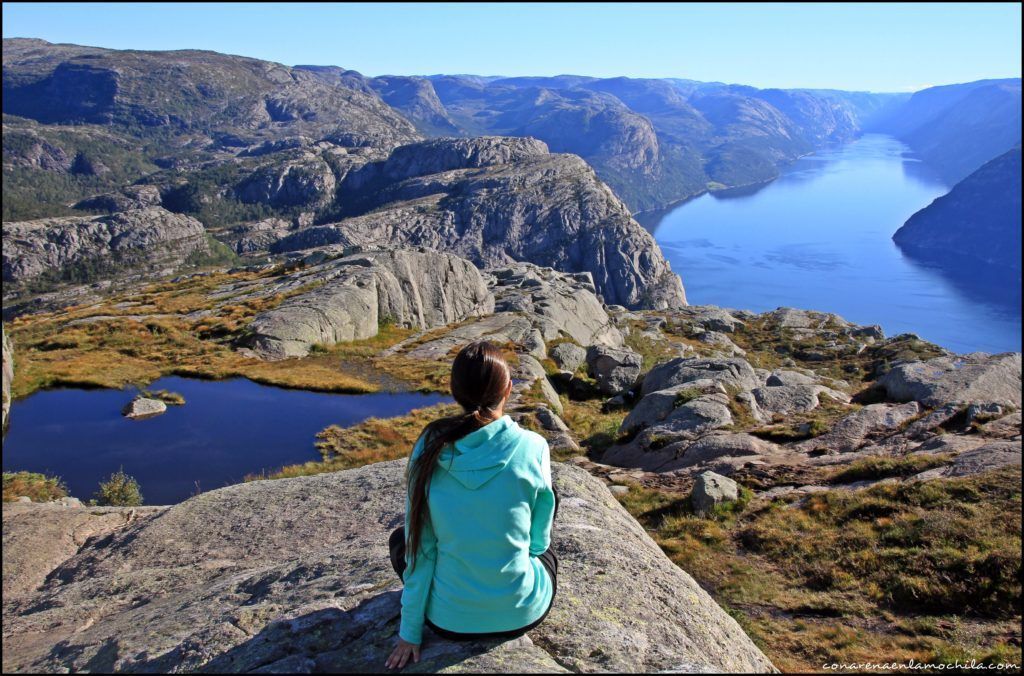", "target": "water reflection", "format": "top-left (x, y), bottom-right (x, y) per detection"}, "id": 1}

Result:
top-left (897, 250), bottom-right (1023, 319)
top-left (644, 134), bottom-right (1020, 354)
top-left (2, 376), bottom-right (451, 504)
top-left (900, 154), bottom-right (945, 186)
